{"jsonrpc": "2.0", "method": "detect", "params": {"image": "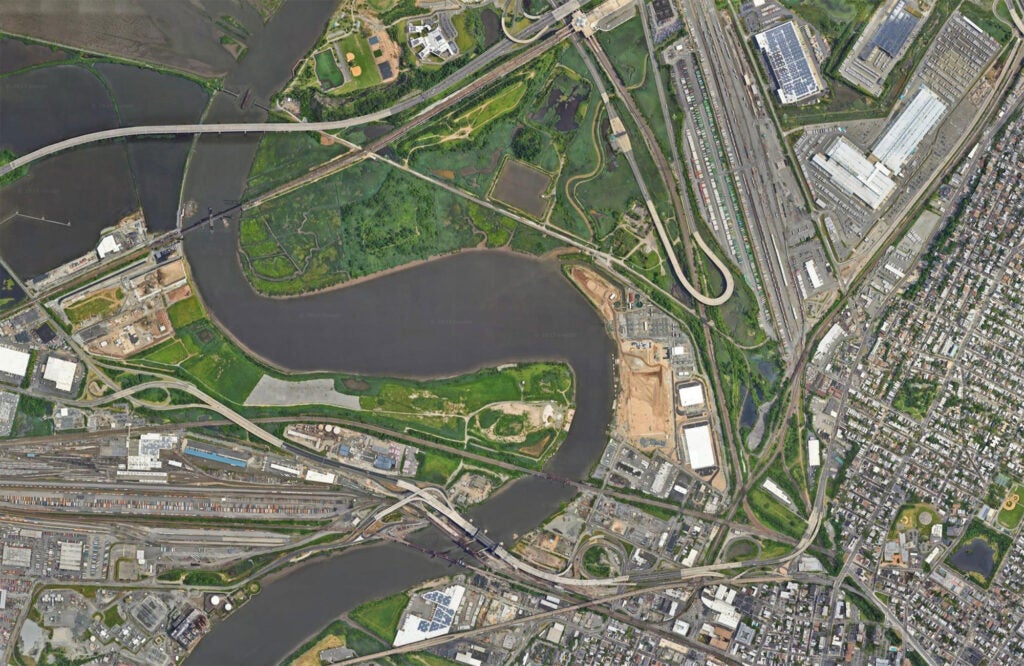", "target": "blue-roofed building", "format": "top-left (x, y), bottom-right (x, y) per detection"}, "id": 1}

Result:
top-left (754, 21), bottom-right (825, 104)
top-left (373, 455), bottom-right (396, 470)
top-left (183, 446), bottom-right (248, 468)
top-left (866, 3), bottom-right (919, 58)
